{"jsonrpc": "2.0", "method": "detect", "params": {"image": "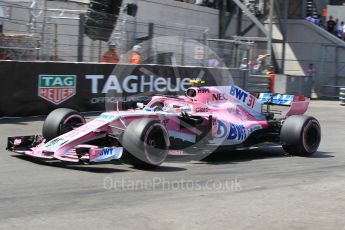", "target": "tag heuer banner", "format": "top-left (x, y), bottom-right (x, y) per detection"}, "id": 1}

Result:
top-left (0, 61), bottom-right (245, 117)
top-left (38, 75), bottom-right (77, 105)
